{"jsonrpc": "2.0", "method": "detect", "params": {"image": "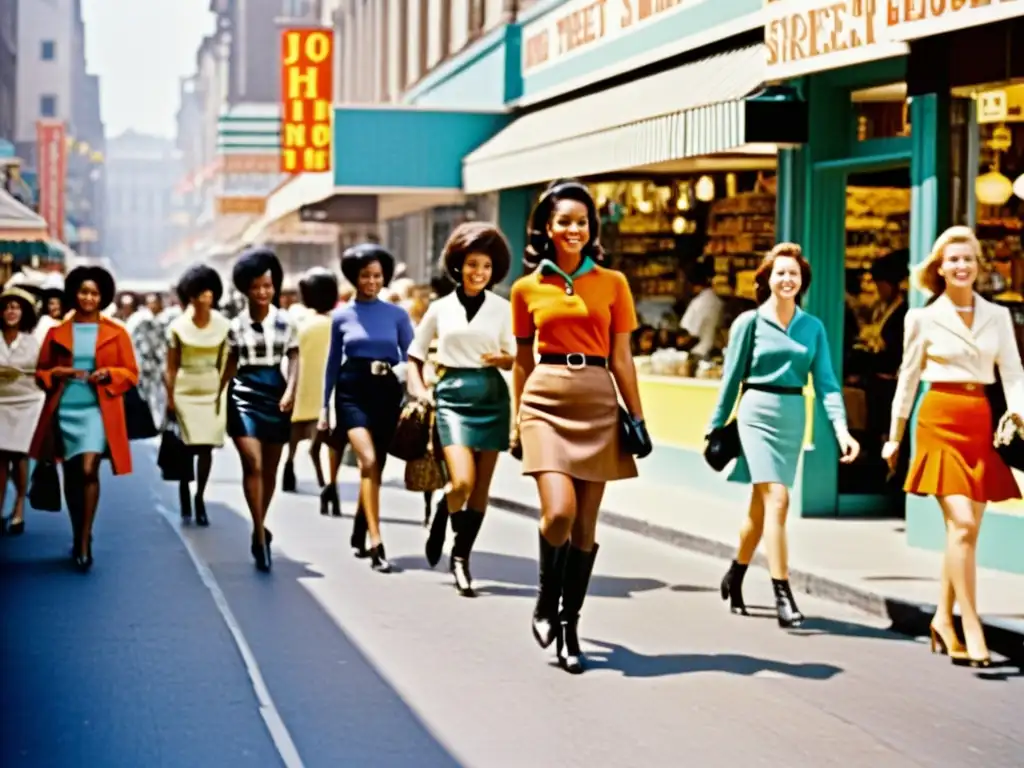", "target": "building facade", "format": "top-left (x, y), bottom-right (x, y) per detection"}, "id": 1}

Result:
top-left (0, 0), bottom-right (17, 143)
